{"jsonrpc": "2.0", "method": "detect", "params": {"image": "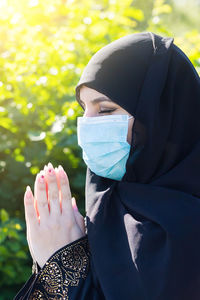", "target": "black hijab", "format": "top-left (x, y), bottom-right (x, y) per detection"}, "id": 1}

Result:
top-left (75, 32), bottom-right (200, 300)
